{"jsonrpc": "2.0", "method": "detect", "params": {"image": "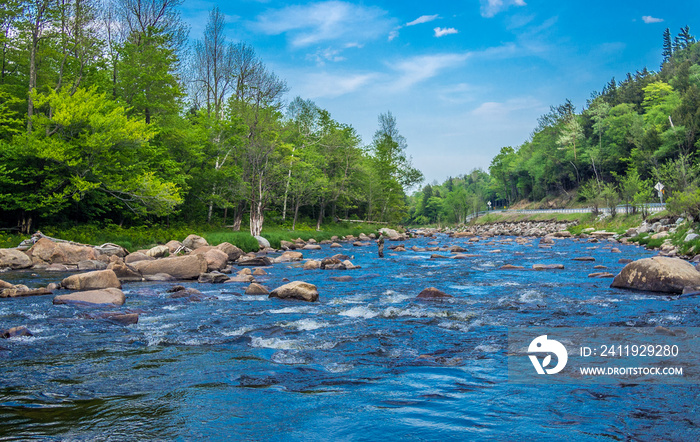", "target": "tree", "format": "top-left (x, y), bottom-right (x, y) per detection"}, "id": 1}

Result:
top-left (662, 28), bottom-right (673, 64)
top-left (369, 111), bottom-right (423, 222)
top-left (3, 86), bottom-right (183, 230)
